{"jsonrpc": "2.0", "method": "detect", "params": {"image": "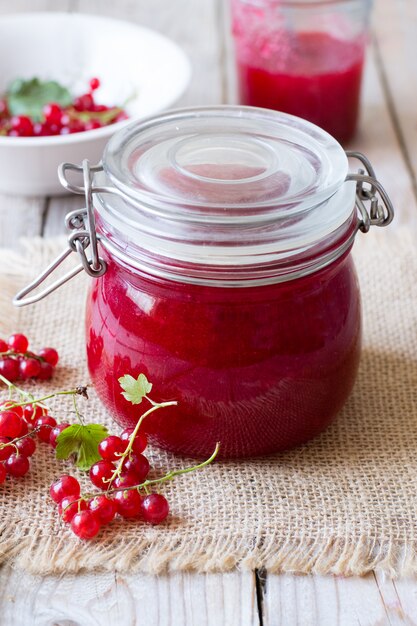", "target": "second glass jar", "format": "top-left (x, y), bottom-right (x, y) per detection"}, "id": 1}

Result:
top-left (231, 0), bottom-right (372, 143)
